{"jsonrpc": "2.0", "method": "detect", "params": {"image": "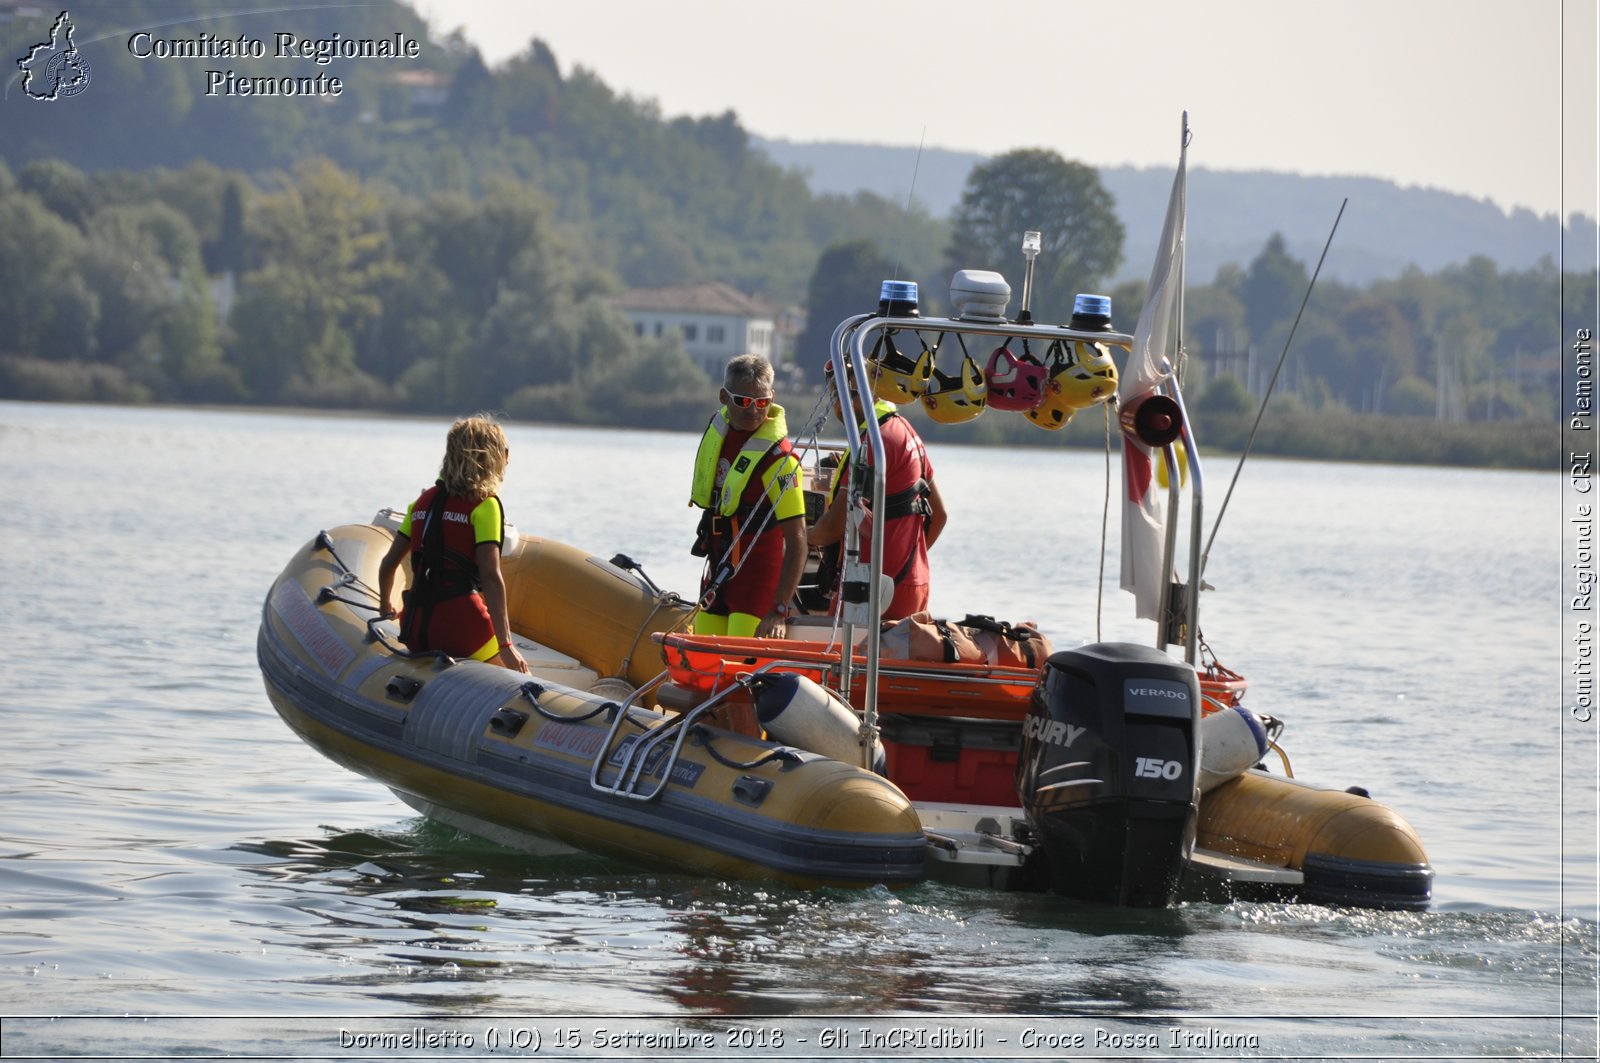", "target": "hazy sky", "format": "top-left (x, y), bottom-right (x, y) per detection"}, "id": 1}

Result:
top-left (418, 0), bottom-right (1597, 222)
